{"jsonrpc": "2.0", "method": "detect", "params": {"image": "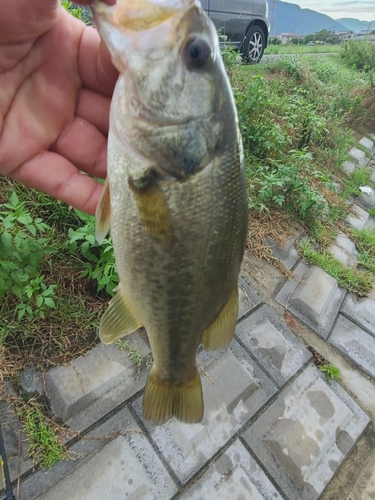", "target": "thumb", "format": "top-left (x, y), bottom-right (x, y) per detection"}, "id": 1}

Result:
top-left (0, 0), bottom-right (59, 44)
